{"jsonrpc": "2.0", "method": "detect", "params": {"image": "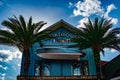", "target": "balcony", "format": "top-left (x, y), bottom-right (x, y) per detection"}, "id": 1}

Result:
top-left (37, 48), bottom-right (85, 60)
top-left (17, 75), bottom-right (105, 80)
